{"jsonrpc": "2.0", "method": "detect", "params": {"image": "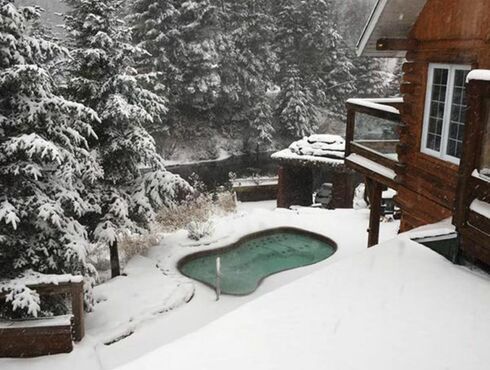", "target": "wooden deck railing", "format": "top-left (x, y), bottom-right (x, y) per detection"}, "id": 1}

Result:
top-left (0, 279), bottom-right (85, 357)
top-left (454, 78), bottom-right (490, 263)
top-left (345, 98), bottom-right (404, 188)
